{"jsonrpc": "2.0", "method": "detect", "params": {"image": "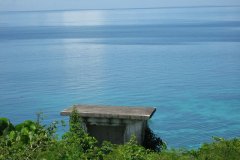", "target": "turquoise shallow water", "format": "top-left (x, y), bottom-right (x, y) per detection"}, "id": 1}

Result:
top-left (0, 6), bottom-right (240, 148)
